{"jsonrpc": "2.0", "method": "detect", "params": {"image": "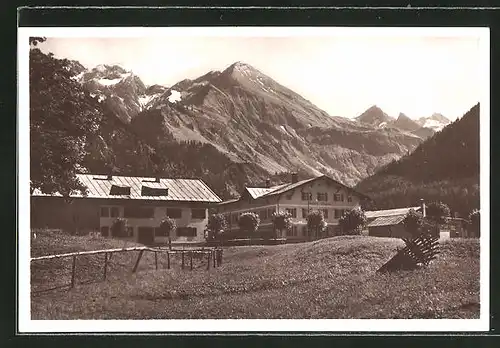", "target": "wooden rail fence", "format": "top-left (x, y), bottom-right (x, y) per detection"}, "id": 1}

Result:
top-left (31, 246), bottom-right (223, 293)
